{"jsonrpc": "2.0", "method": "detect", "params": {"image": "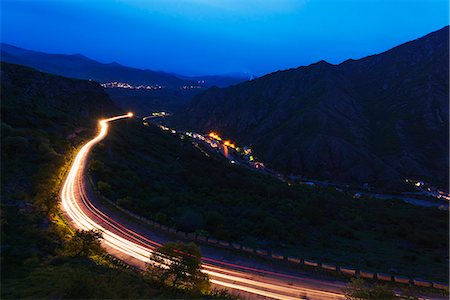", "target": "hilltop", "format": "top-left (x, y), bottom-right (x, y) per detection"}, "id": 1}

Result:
top-left (173, 26), bottom-right (449, 190)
